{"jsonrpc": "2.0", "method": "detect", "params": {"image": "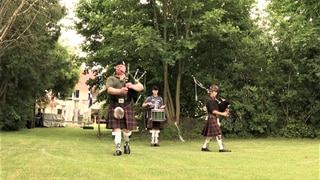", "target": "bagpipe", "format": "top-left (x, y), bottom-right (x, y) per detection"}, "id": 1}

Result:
top-left (81, 62), bottom-right (146, 104)
top-left (124, 63), bottom-right (147, 104)
top-left (192, 75), bottom-right (231, 112)
top-left (215, 96), bottom-right (231, 112)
